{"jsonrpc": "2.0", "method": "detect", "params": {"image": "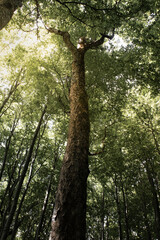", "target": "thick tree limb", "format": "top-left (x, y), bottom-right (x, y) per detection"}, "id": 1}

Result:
top-left (79, 28), bottom-right (114, 52)
top-left (0, 0), bottom-right (23, 30)
top-left (82, 35), bottom-right (105, 51)
top-left (47, 27), bottom-right (77, 54)
top-left (101, 28), bottom-right (115, 40)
